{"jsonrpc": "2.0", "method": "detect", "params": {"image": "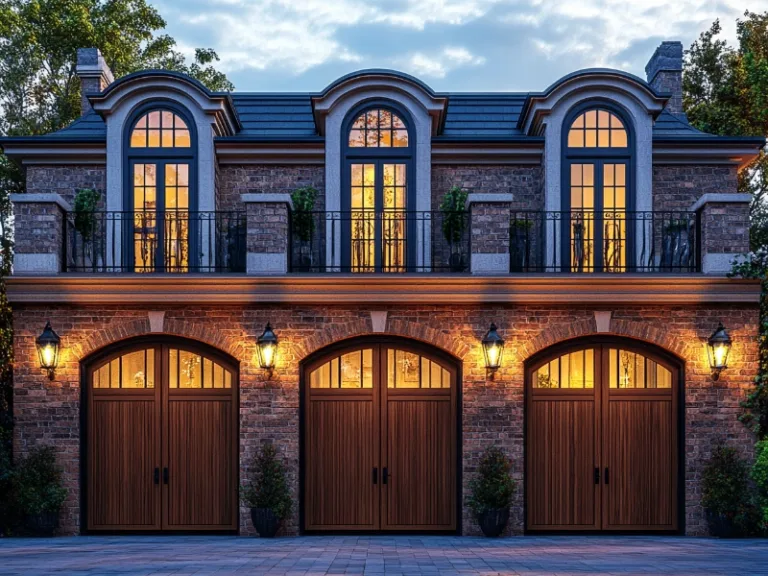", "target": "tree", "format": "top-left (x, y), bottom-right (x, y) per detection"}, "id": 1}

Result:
top-left (683, 12), bottom-right (768, 249)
